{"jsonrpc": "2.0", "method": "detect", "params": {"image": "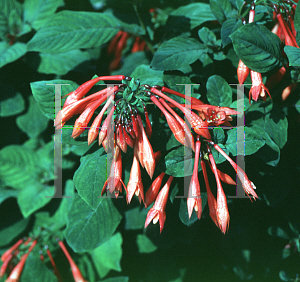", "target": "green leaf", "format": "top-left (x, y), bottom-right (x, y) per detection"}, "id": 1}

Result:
top-left (37, 49), bottom-right (91, 75)
top-left (0, 92), bottom-right (24, 117)
top-left (0, 0), bottom-right (22, 18)
top-left (198, 27), bottom-right (216, 47)
top-left (16, 96), bottom-right (49, 138)
top-left (112, 51), bottom-right (149, 77)
top-left (30, 79), bottom-right (79, 119)
top-left (27, 11), bottom-right (119, 53)
top-left (136, 234), bottom-right (157, 253)
top-left (0, 189), bottom-right (18, 205)
top-left (229, 23), bottom-right (282, 73)
top-left (160, 147), bottom-right (194, 177)
top-left (213, 128), bottom-right (225, 144)
top-left (130, 64), bottom-right (164, 86)
top-left (73, 148), bottom-right (107, 209)
top-left (247, 102), bottom-right (288, 149)
top-left (65, 194), bottom-right (122, 252)
top-left (124, 205), bottom-right (149, 230)
top-left (178, 194), bottom-right (207, 226)
top-left (163, 72), bottom-right (193, 94)
top-left (206, 75), bottom-right (232, 107)
top-left (151, 37), bottom-right (207, 71)
top-left (225, 127), bottom-right (265, 156)
top-left (284, 46), bottom-right (300, 67)
top-left (221, 18), bottom-right (243, 47)
top-left (250, 125), bottom-right (280, 166)
top-left (17, 184), bottom-right (55, 218)
top-left (168, 3), bottom-right (216, 30)
top-left (0, 42), bottom-right (27, 68)
top-left (0, 145), bottom-right (42, 190)
top-left (0, 218), bottom-right (30, 246)
top-left (22, 253), bottom-right (57, 282)
top-left (24, 0), bottom-right (64, 30)
top-left (91, 232), bottom-right (122, 278)
top-left (209, 0), bottom-right (234, 24)
top-left (294, 3), bottom-right (300, 46)
top-left (267, 226), bottom-right (290, 240)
